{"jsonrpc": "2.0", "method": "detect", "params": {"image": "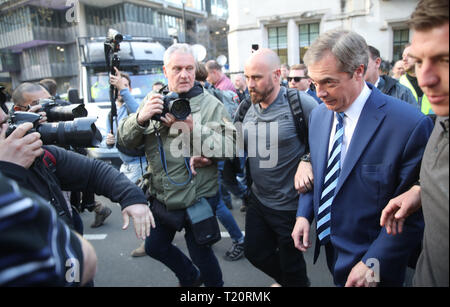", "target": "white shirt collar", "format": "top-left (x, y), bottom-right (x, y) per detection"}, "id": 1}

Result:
top-left (374, 77), bottom-right (381, 88)
top-left (343, 82), bottom-right (371, 124)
